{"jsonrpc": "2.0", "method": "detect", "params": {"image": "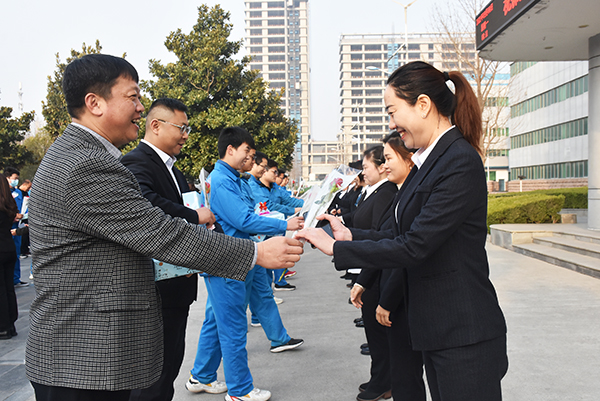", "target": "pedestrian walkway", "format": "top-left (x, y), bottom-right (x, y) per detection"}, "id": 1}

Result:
top-left (3, 243), bottom-right (600, 400)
